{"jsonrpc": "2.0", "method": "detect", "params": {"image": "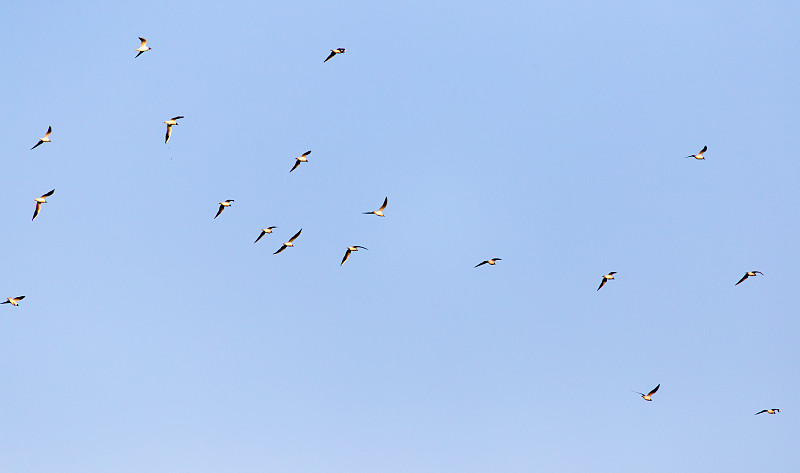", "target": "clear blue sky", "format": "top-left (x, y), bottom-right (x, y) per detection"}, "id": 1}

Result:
top-left (2, 1), bottom-right (798, 471)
